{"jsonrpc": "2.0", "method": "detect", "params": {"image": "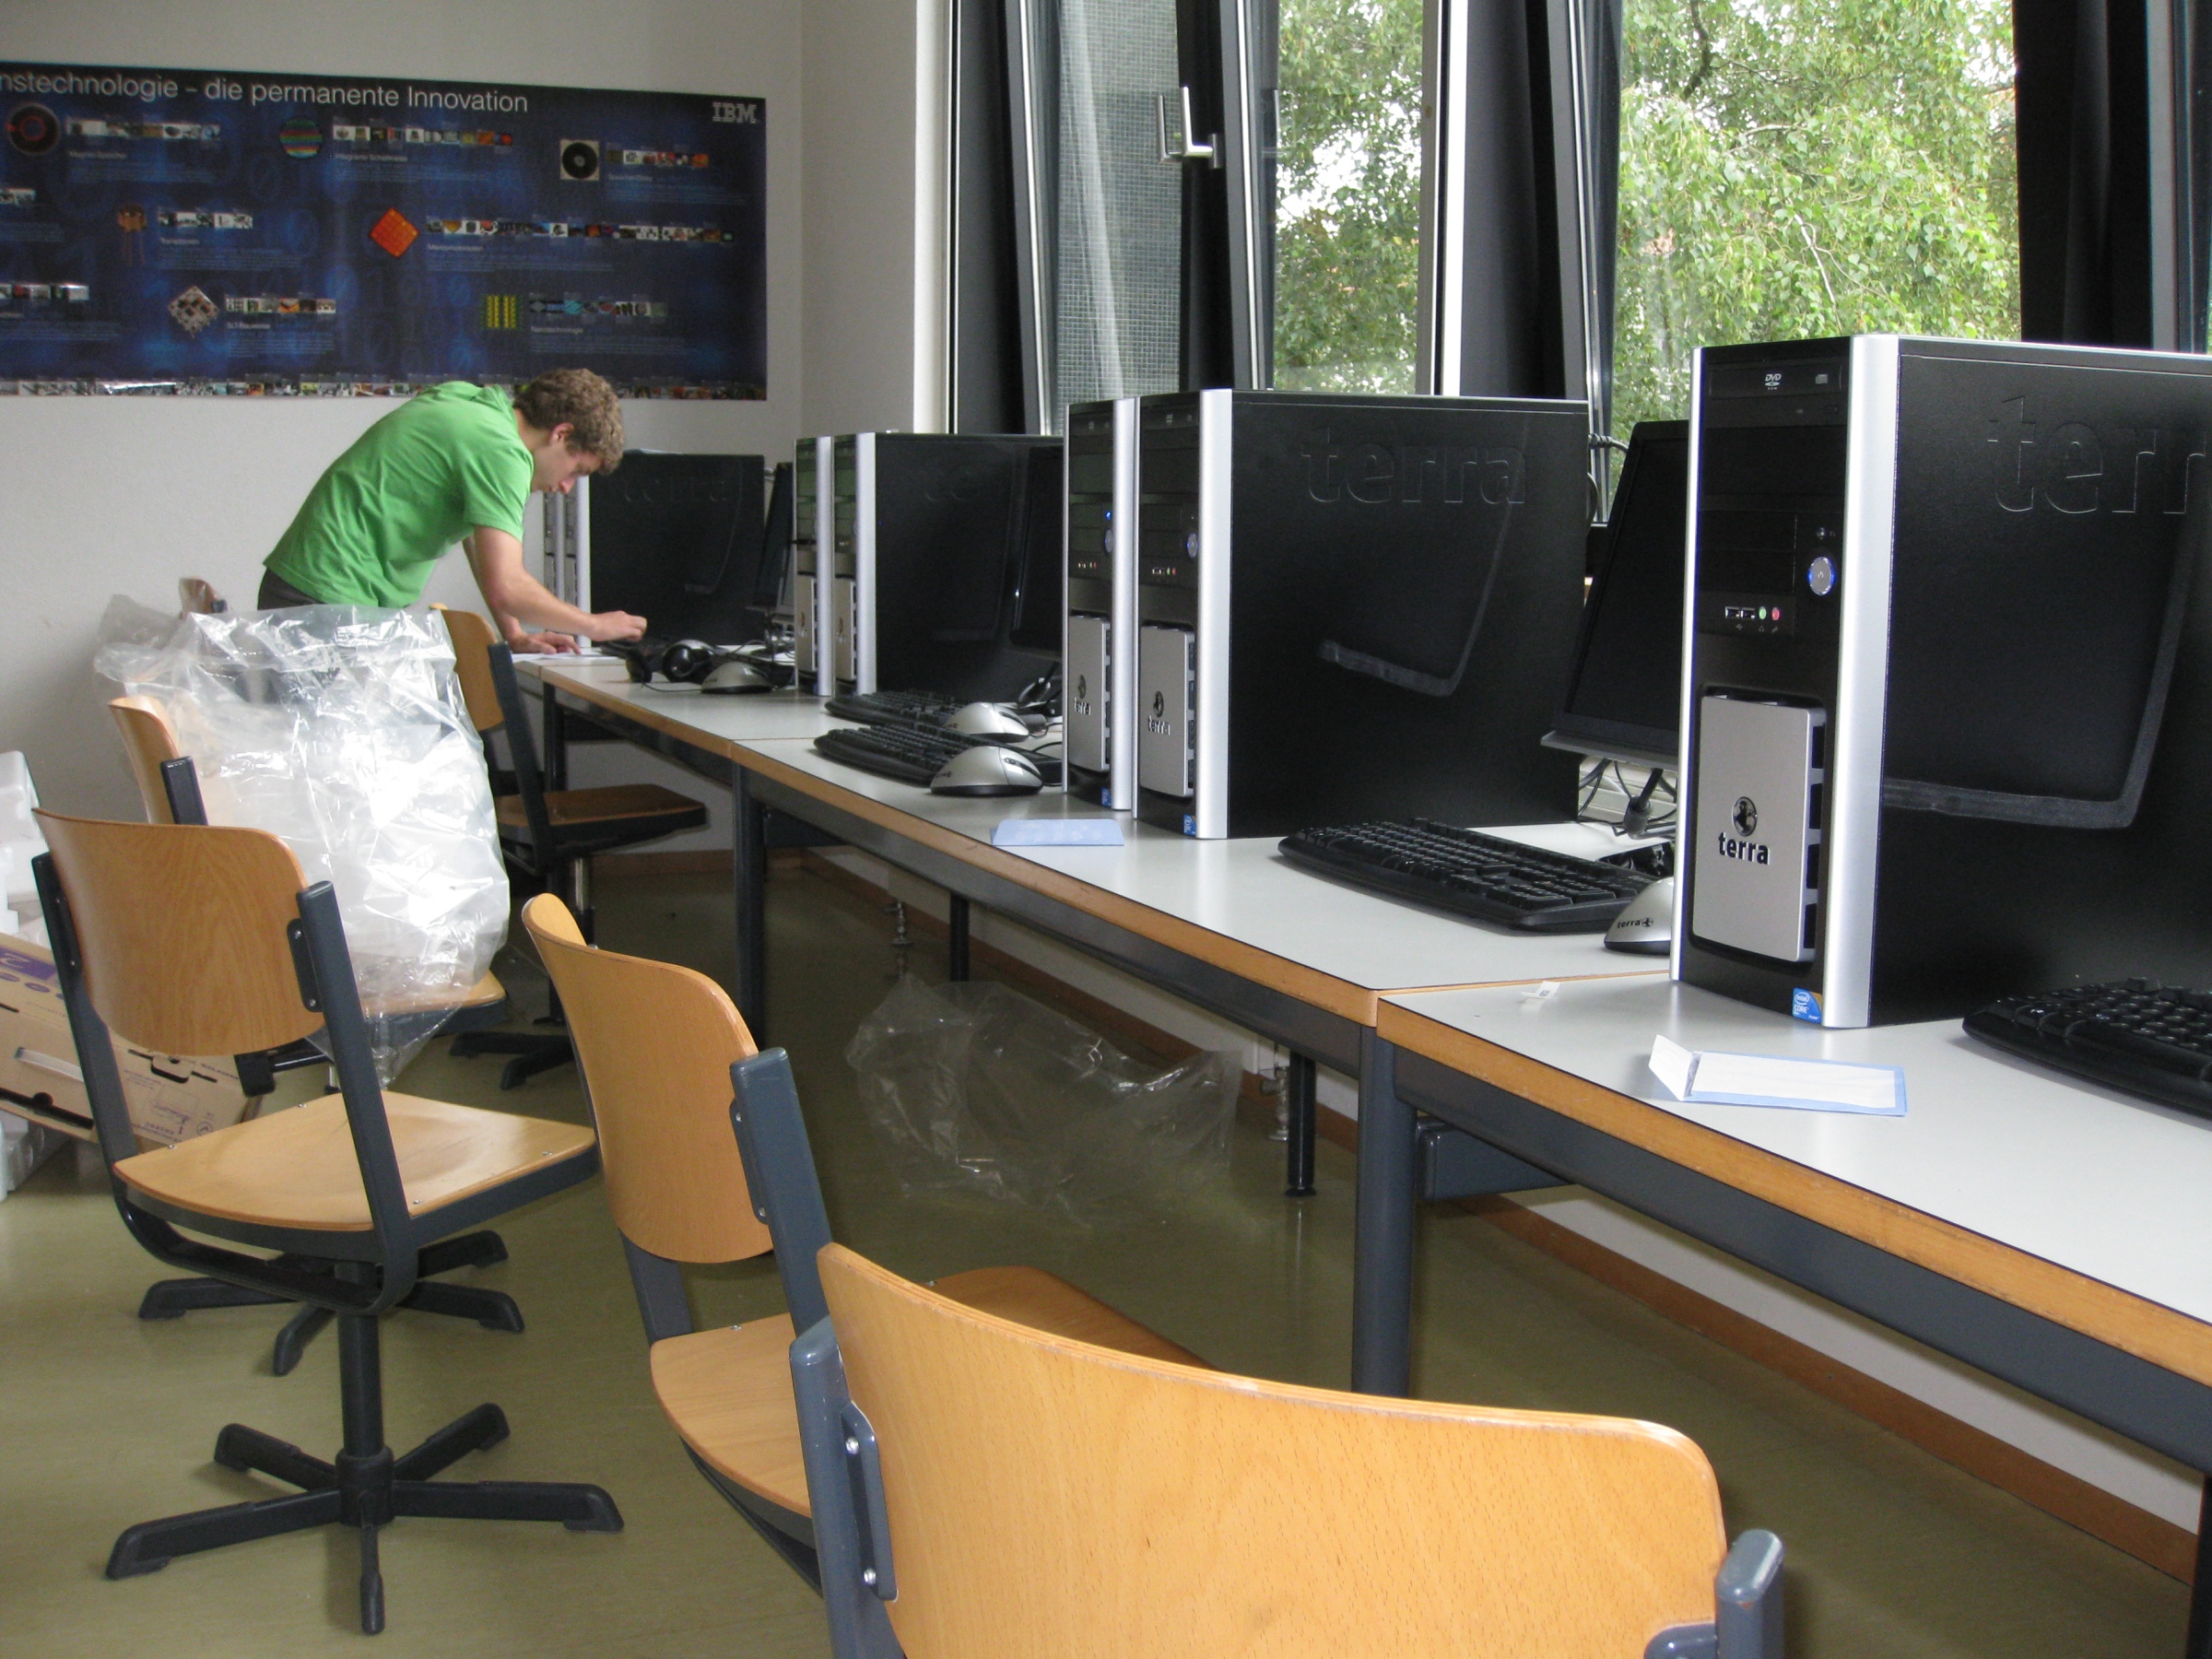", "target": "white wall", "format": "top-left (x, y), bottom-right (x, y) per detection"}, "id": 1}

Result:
top-left (0, 0), bottom-right (806, 819)
top-left (799, 0), bottom-right (947, 436)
